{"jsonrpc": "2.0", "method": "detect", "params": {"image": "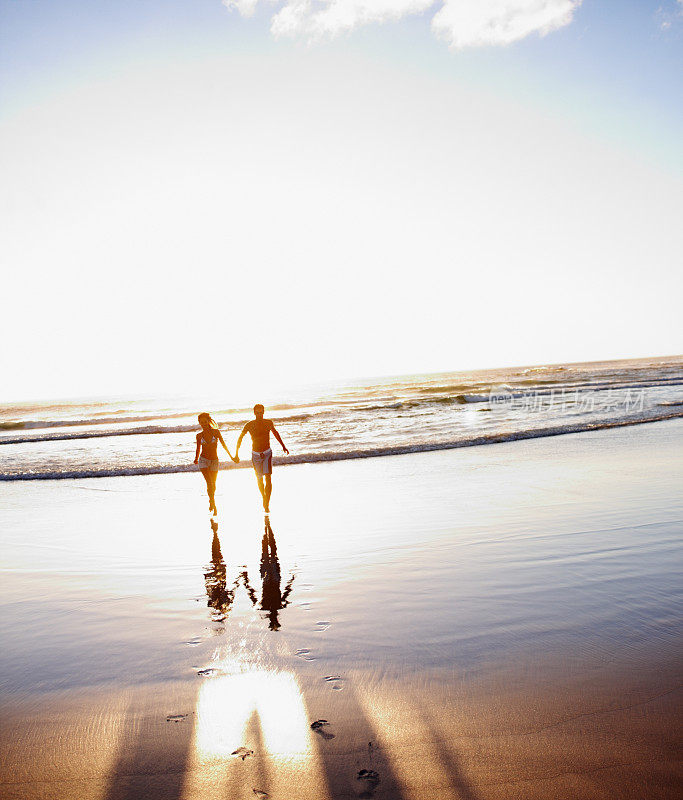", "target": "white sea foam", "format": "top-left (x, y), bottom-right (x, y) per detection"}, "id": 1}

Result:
top-left (2, 357), bottom-right (681, 481)
top-left (3, 409), bottom-right (682, 481)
